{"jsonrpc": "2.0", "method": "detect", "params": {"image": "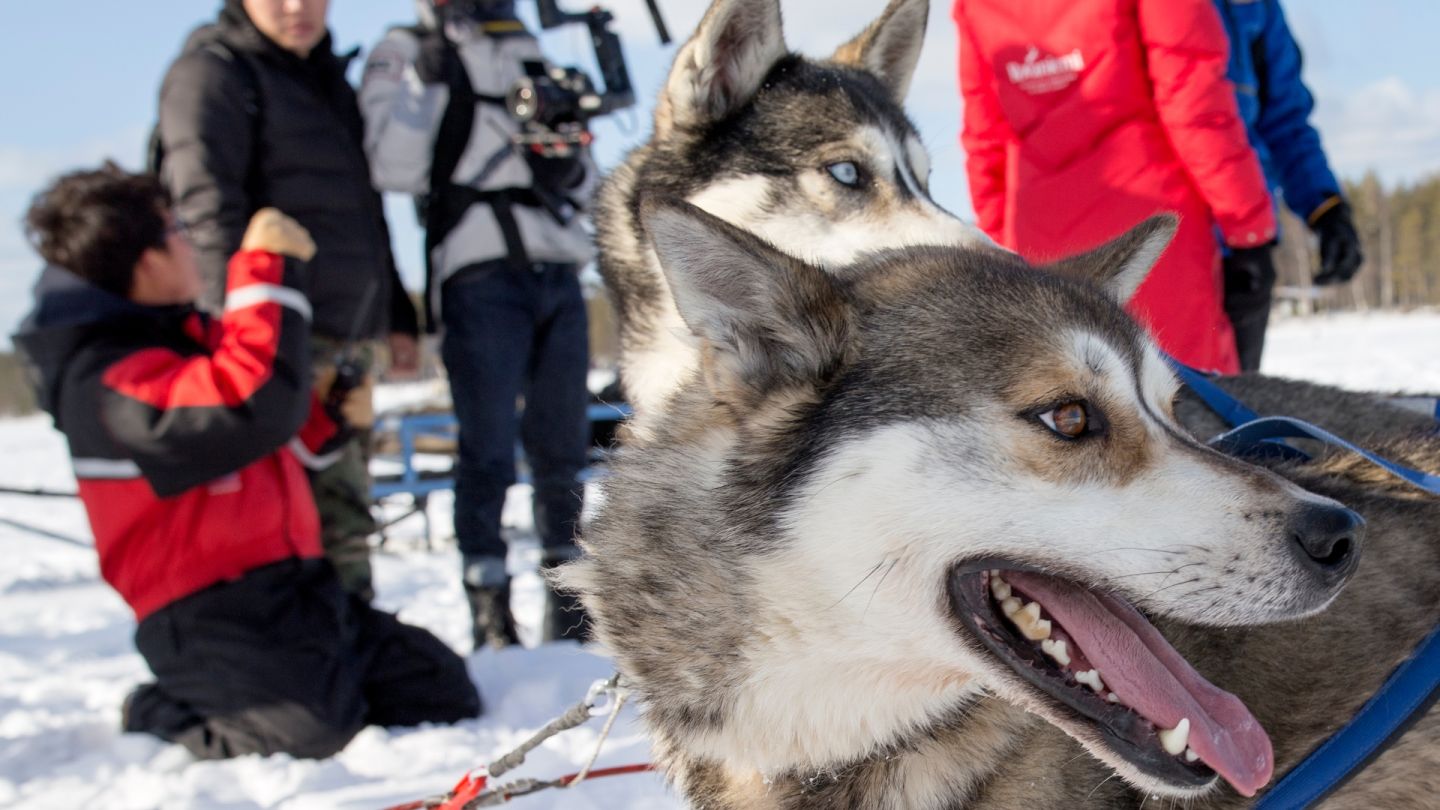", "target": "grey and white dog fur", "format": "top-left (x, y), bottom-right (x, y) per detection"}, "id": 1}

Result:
top-left (595, 0), bottom-right (990, 430)
top-left (560, 202), bottom-right (1440, 808)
